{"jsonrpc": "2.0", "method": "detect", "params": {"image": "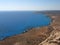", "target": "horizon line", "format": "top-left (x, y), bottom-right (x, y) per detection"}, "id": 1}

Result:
top-left (0, 10), bottom-right (60, 11)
